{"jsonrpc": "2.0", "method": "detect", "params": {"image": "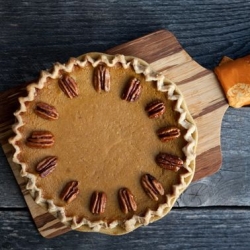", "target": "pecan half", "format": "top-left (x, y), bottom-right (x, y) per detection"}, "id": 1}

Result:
top-left (26, 131), bottom-right (55, 148)
top-left (90, 191), bottom-right (107, 214)
top-left (60, 180), bottom-right (79, 203)
top-left (141, 174), bottom-right (164, 201)
top-left (118, 188), bottom-right (137, 214)
top-left (36, 156), bottom-right (58, 178)
top-left (157, 127), bottom-right (181, 142)
top-left (155, 152), bottom-right (184, 172)
top-left (35, 102), bottom-right (59, 120)
top-left (145, 100), bottom-right (166, 118)
top-left (93, 64), bottom-right (110, 92)
top-left (122, 78), bottom-right (142, 102)
top-left (59, 75), bottom-right (79, 98)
